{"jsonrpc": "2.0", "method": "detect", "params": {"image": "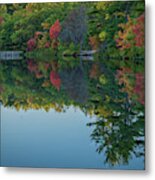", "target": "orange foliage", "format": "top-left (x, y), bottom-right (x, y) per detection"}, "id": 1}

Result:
top-left (89, 35), bottom-right (100, 50)
top-left (116, 14), bottom-right (144, 50)
top-left (116, 68), bottom-right (144, 105)
top-left (116, 67), bottom-right (134, 98)
top-left (89, 63), bottom-right (101, 79)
